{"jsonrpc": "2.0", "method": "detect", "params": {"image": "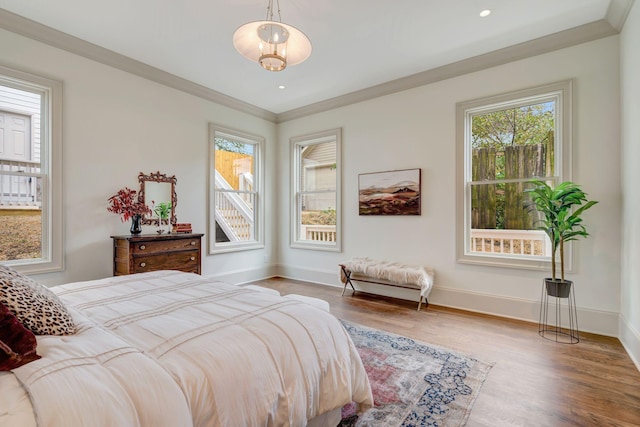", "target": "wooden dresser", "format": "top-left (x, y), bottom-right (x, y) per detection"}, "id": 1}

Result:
top-left (111, 233), bottom-right (203, 276)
